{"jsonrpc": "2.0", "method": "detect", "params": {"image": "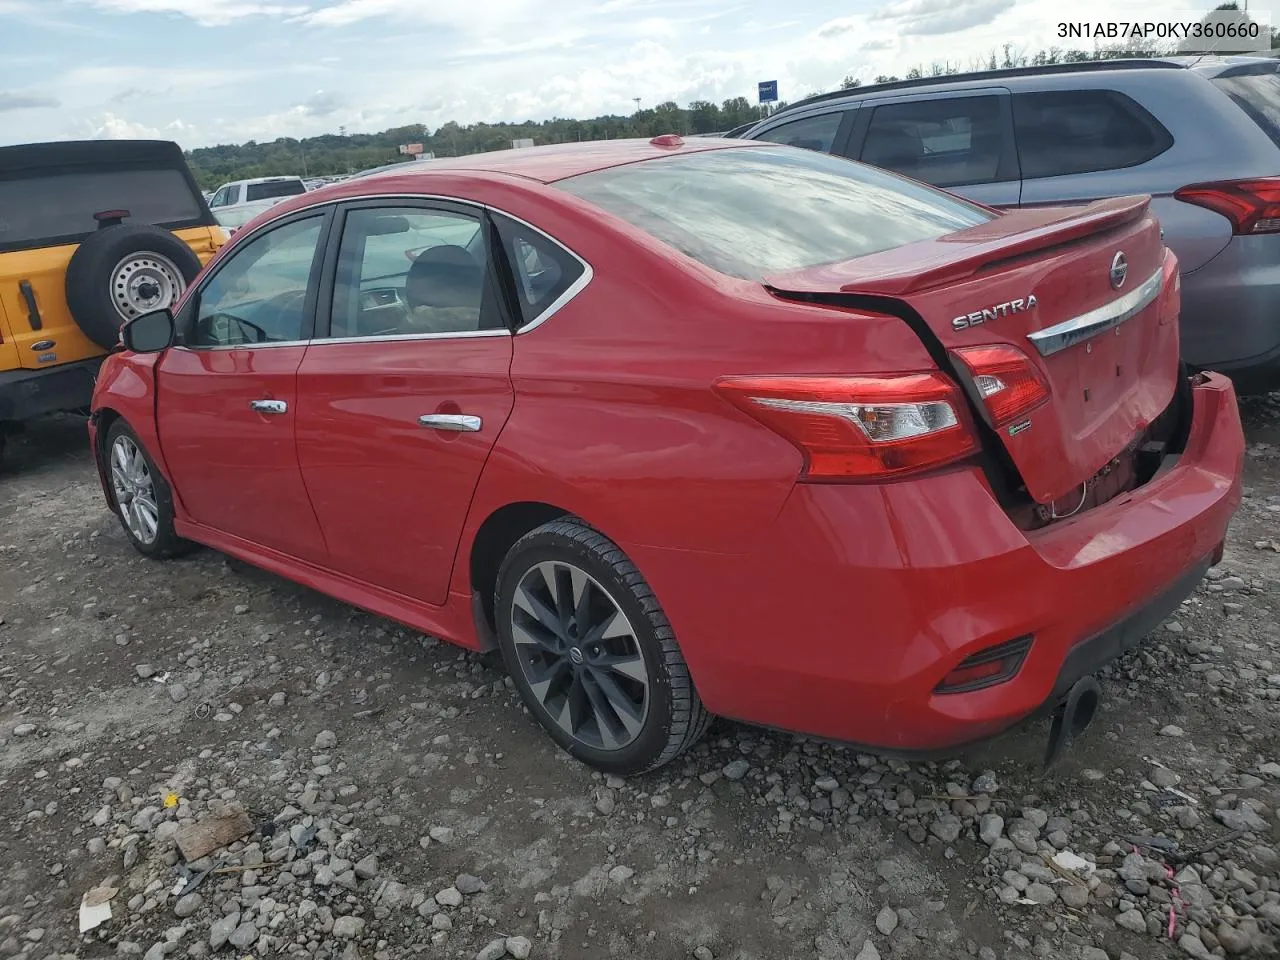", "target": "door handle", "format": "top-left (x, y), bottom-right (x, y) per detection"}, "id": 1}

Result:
top-left (250, 399), bottom-right (288, 415)
top-left (418, 413), bottom-right (481, 432)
